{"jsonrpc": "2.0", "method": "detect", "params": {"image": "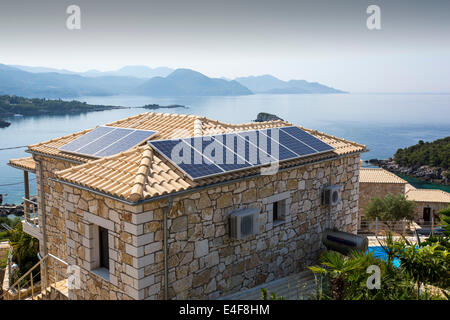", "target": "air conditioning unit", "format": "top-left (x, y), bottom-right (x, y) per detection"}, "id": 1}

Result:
top-left (321, 185), bottom-right (341, 206)
top-left (229, 208), bottom-right (259, 240)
